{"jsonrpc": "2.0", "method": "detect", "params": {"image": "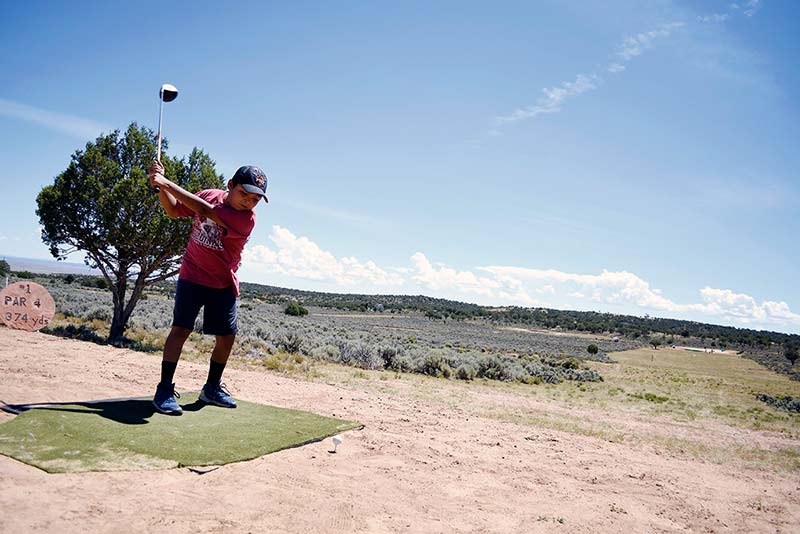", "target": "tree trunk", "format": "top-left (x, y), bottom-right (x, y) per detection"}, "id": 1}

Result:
top-left (107, 270), bottom-right (151, 344)
top-left (108, 271), bottom-right (128, 343)
top-left (109, 316), bottom-right (126, 342)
